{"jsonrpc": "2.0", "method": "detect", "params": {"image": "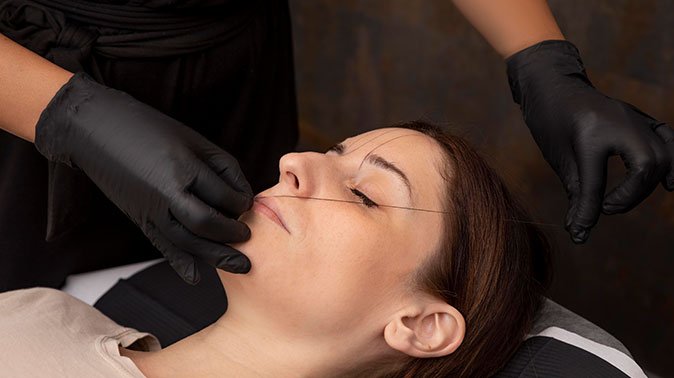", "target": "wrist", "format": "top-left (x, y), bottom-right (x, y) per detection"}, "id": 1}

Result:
top-left (501, 34), bottom-right (566, 59)
top-left (34, 72), bottom-right (96, 166)
top-left (506, 40), bottom-right (589, 105)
